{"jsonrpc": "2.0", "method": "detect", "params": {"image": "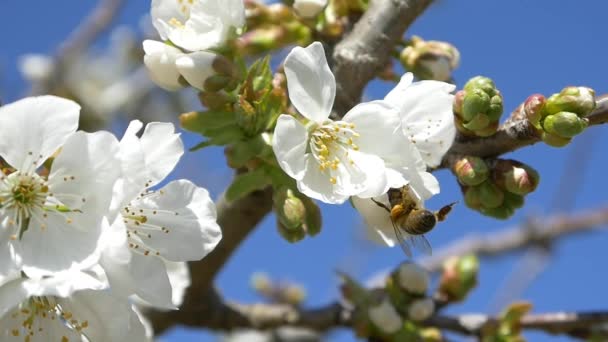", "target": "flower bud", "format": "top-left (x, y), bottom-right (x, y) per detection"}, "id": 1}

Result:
top-left (463, 186), bottom-right (482, 210)
top-left (480, 204), bottom-right (515, 219)
top-left (420, 328), bottom-right (443, 342)
top-left (503, 192), bottom-right (525, 209)
top-left (198, 91), bottom-right (235, 111)
top-left (293, 0), bottom-right (328, 18)
top-left (453, 156), bottom-right (489, 186)
top-left (301, 196), bottom-right (322, 236)
top-left (542, 111), bottom-right (588, 138)
top-left (368, 299), bottom-right (403, 334)
top-left (143, 40), bottom-right (185, 91)
top-left (250, 272), bottom-right (272, 293)
top-left (493, 159), bottom-right (540, 196)
top-left (276, 220), bottom-right (306, 243)
top-left (400, 36), bottom-right (460, 81)
top-left (274, 188), bottom-right (306, 230)
top-left (541, 131), bottom-right (571, 147)
top-left (397, 262), bottom-right (429, 295)
top-left (476, 180), bottom-right (504, 209)
top-left (408, 298), bottom-right (435, 322)
top-left (454, 76), bottom-right (503, 137)
top-left (522, 94), bottom-right (546, 126)
top-left (175, 51), bottom-right (220, 91)
top-left (544, 86), bottom-right (596, 117)
top-left (439, 255), bottom-right (479, 302)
